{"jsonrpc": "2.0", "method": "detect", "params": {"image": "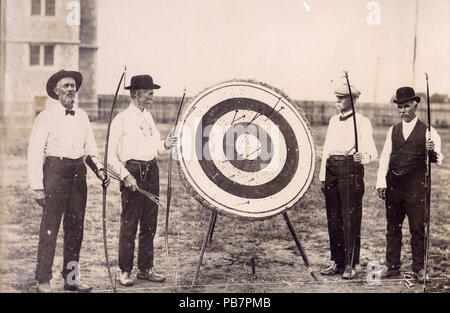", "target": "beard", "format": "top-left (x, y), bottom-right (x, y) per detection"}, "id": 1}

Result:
top-left (60, 92), bottom-right (75, 108)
